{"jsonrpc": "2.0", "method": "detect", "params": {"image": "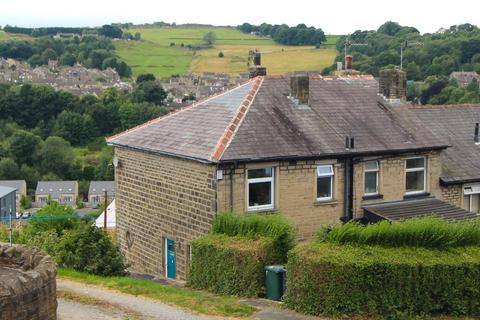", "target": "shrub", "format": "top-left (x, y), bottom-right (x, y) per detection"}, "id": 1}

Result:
top-left (25, 202), bottom-right (81, 235)
top-left (284, 242), bottom-right (480, 317)
top-left (188, 234), bottom-right (277, 296)
top-left (218, 52), bottom-right (224, 58)
top-left (212, 212), bottom-right (295, 262)
top-left (56, 224), bottom-right (126, 276)
top-left (322, 217), bottom-right (480, 248)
